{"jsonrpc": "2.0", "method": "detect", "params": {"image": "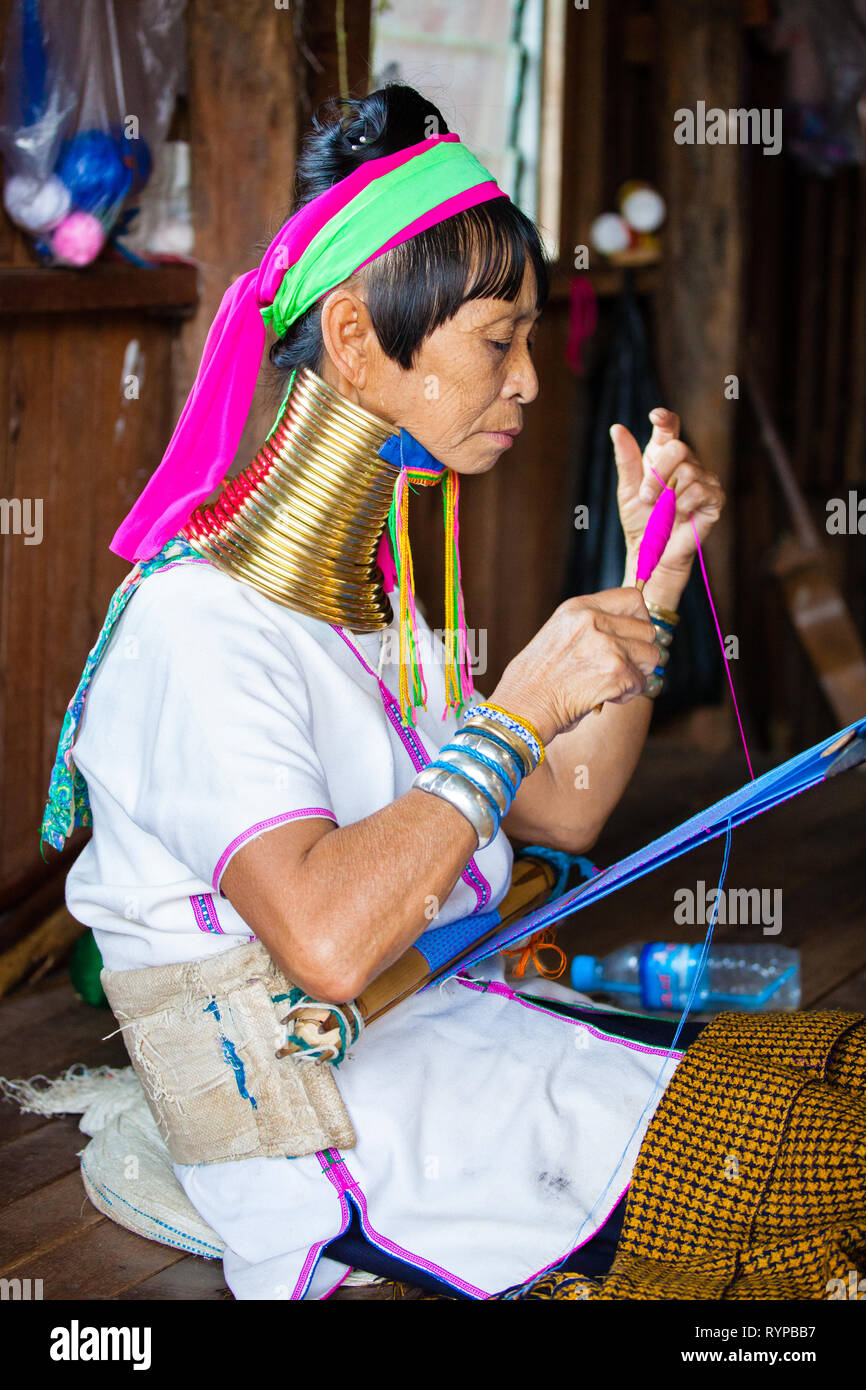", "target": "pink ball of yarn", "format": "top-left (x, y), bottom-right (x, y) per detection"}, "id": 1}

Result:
top-left (50, 211), bottom-right (106, 267)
